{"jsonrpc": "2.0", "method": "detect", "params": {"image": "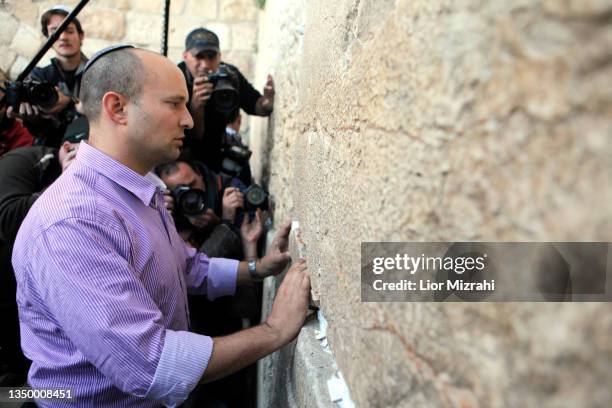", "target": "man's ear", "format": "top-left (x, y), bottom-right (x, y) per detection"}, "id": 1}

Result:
top-left (60, 140), bottom-right (72, 153)
top-left (101, 92), bottom-right (128, 125)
